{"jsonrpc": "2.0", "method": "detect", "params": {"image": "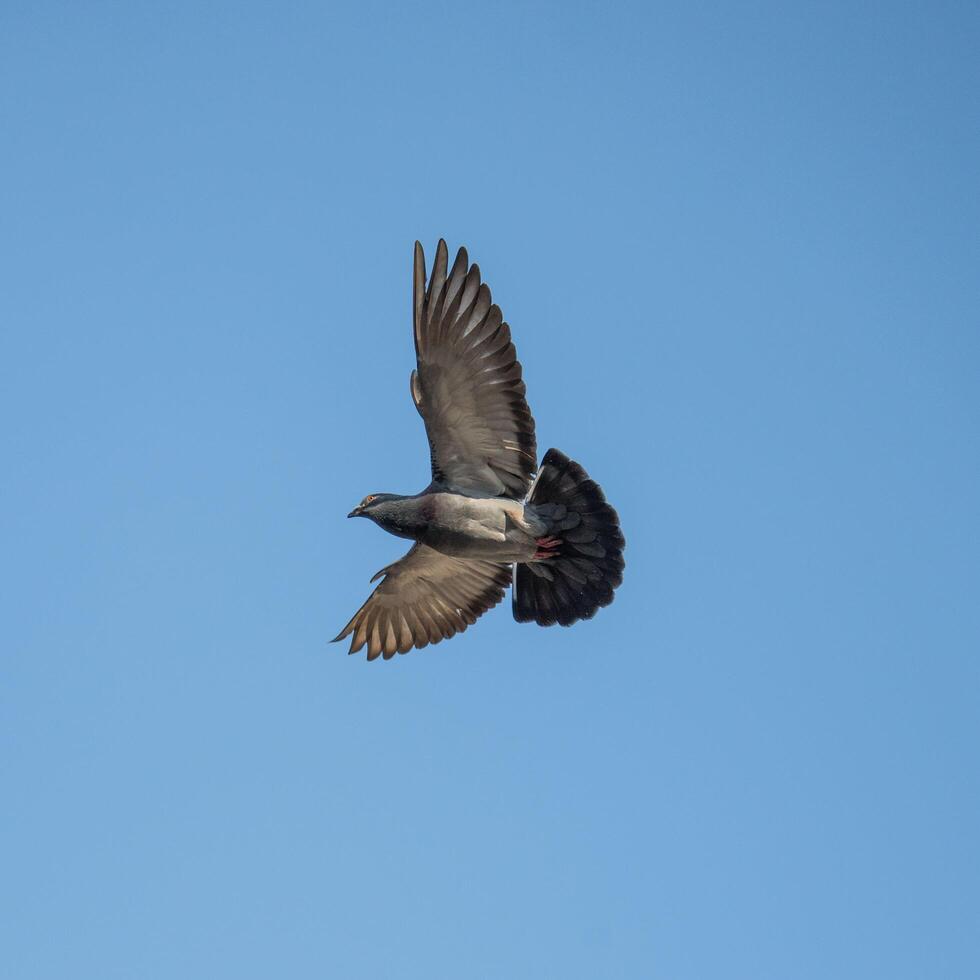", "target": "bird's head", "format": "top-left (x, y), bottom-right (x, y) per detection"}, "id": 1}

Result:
top-left (347, 493), bottom-right (399, 520)
top-left (347, 493), bottom-right (419, 539)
